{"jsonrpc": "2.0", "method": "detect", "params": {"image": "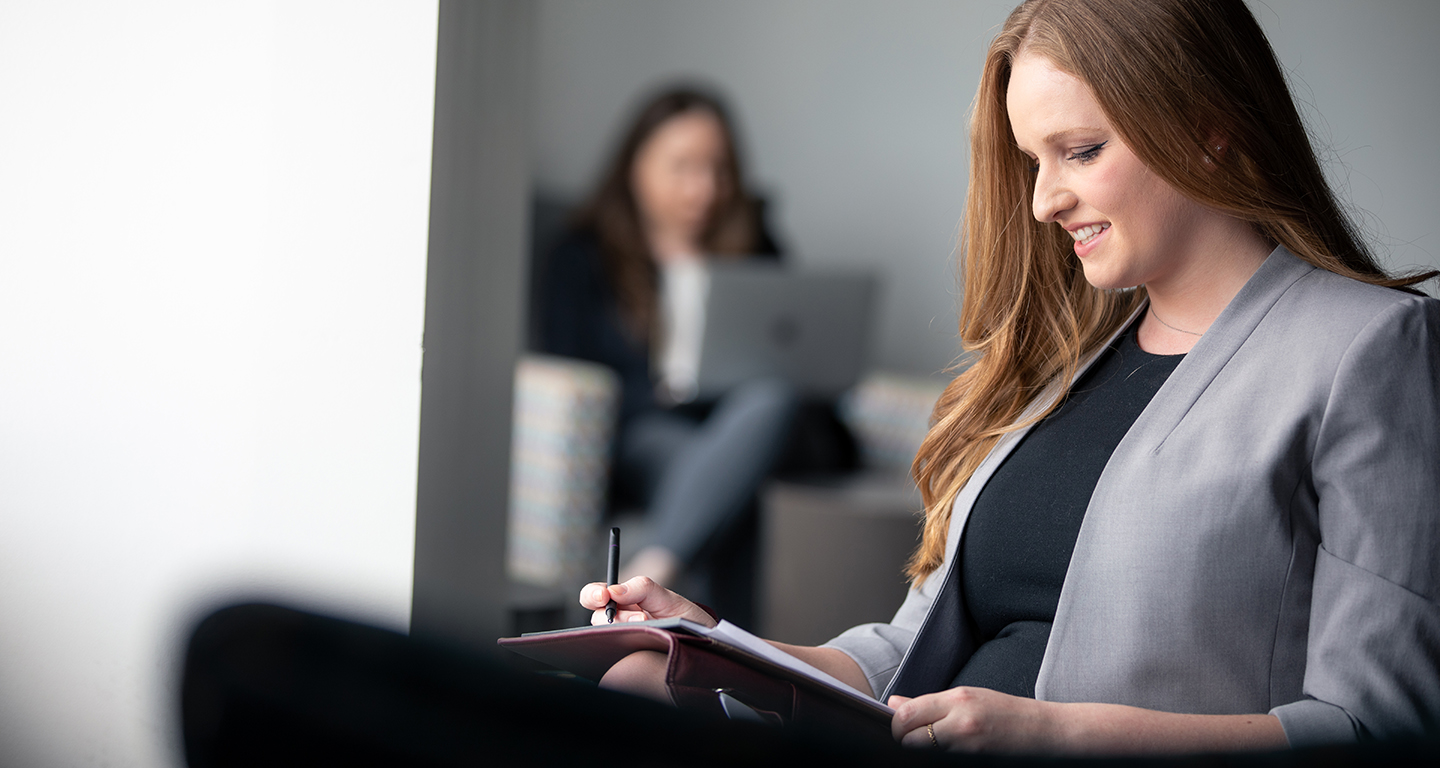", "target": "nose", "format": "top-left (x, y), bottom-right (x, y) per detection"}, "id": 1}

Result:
top-left (692, 167), bottom-right (719, 208)
top-left (1031, 163), bottom-right (1076, 223)
top-left (676, 163), bottom-right (717, 206)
